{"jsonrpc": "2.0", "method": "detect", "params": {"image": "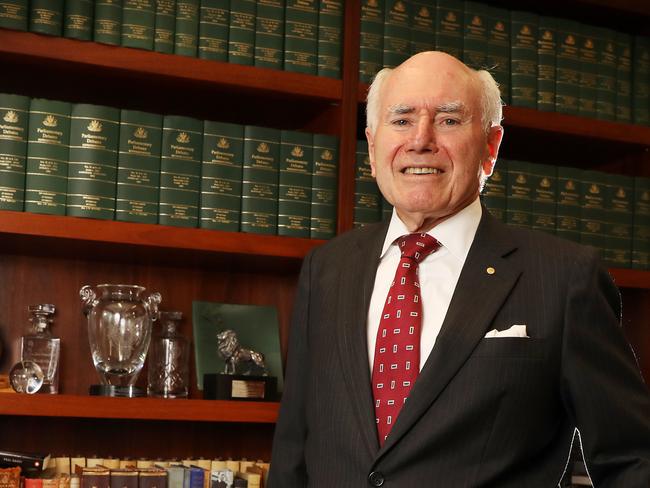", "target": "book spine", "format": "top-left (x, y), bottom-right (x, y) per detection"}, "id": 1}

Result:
top-left (67, 103), bottom-right (120, 220)
top-left (505, 159), bottom-right (532, 229)
top-left (174, 0), bottom-right (200, 57)
top-left (29, 0), bottom-right (63, 36)
top-left (228, 0), bottom-right (256, 65)
top-left (486, 5), bottom-right (510, 104)
top-left (311, 133), bottom-right (338, 239)
top-left (510, 10), bottom-right (538, 109)
top-left (198, 0), bottom-right (229, 61)
top-left (109, 471), bottom-right (138, 488)
top-left (138, 471), bottom-right (168, 488)
top-left (410, 0), bottom-right (435, 56)
top-left (80, 470), bottom-right (110, 488)
top-left (481, 158), bottom-right (507, 222)
top-left (530, 162), bottom-right (557, 235)
top-left (154, 0), bottom-right (176, 53)
top-left (64, 0), bottom-right (94, 40)
top-left (537, 16), bottom-right (556, 112)
top-left (278, 130), bottom-right (312, 238)
top-left (0, 0), bottom-right (27, 30)
top-left (25, 98), bottom-right (71, 216)
top-left (606, 174), bottom-right (634, 268)
top-left (580, 169), bottom-right (608, 258)
top-left (615, 31), bottom-right (632, 124)
top-left (0, 93), bottom-right (29, 211)
top-left (462, 1), bottom-right (488, 70)
top-left (121, 0), bottom-right (155, 50)
top-left (632, 35), bottom-right (650, 126)
top-left (595, 27), bottom-right (617, 121)
top-left (632, 177), bottom-right (650, 270)
top-left (284, 0), bottom-right (318, 74)
top-left (241, 125), bottom-right (280, 234)
top-left (200, 120), bottom-right (244, 232)
top-left (381, 195), bottom-right (392, 221)
top-left (434, 0), bottom-right (463, 60)
top-left (578, 24), bottom-right (598, 119)
top-left (382, 0), bottom-right (411, 69)
top-left (115, 109), bottom-right (162, 224)
top-left (353, 139), bottom-right (380, 227)
top-left (317, 0), bottom-right (342, 78)
top-left (555, 19), bottom-right (580, 115)
top-left (359, 0), bottom-right (384, 84)
top-left (0, 450), bottom-right (50, 472)
top-left (94, 0), bottom-right (122, 45)
top-left (254, 0), bottom-right (284, 69)
top-left (159, 115), bottom-right (203, 227)
top-left (556, 165), bottom-right (581, 243)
